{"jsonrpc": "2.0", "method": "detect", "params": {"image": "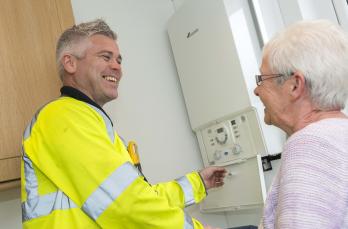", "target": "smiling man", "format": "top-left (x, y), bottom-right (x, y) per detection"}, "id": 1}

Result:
top-left (20, 19), bottom-right (226, 229)
top-left (60, 33), bottom-right (123, 106)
